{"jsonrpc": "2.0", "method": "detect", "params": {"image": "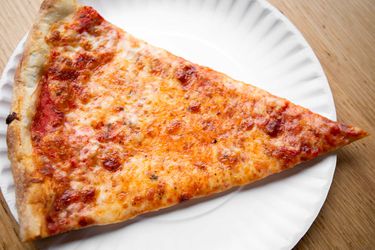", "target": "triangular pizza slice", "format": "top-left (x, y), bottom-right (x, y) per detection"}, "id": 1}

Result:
top-left (7, 0), bottom-right (367, 240)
